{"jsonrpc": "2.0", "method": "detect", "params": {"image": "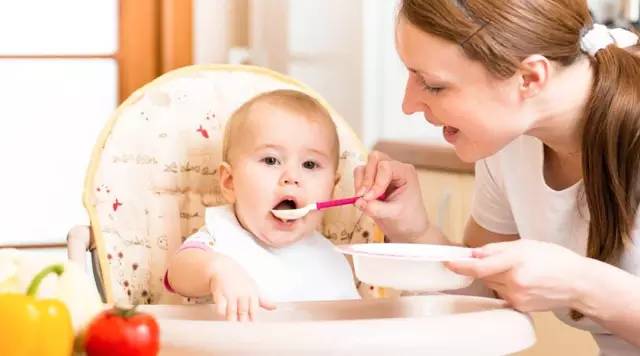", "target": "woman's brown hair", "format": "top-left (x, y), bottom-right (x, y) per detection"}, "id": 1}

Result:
top-left (400, 0), bottom-right (640, 317)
